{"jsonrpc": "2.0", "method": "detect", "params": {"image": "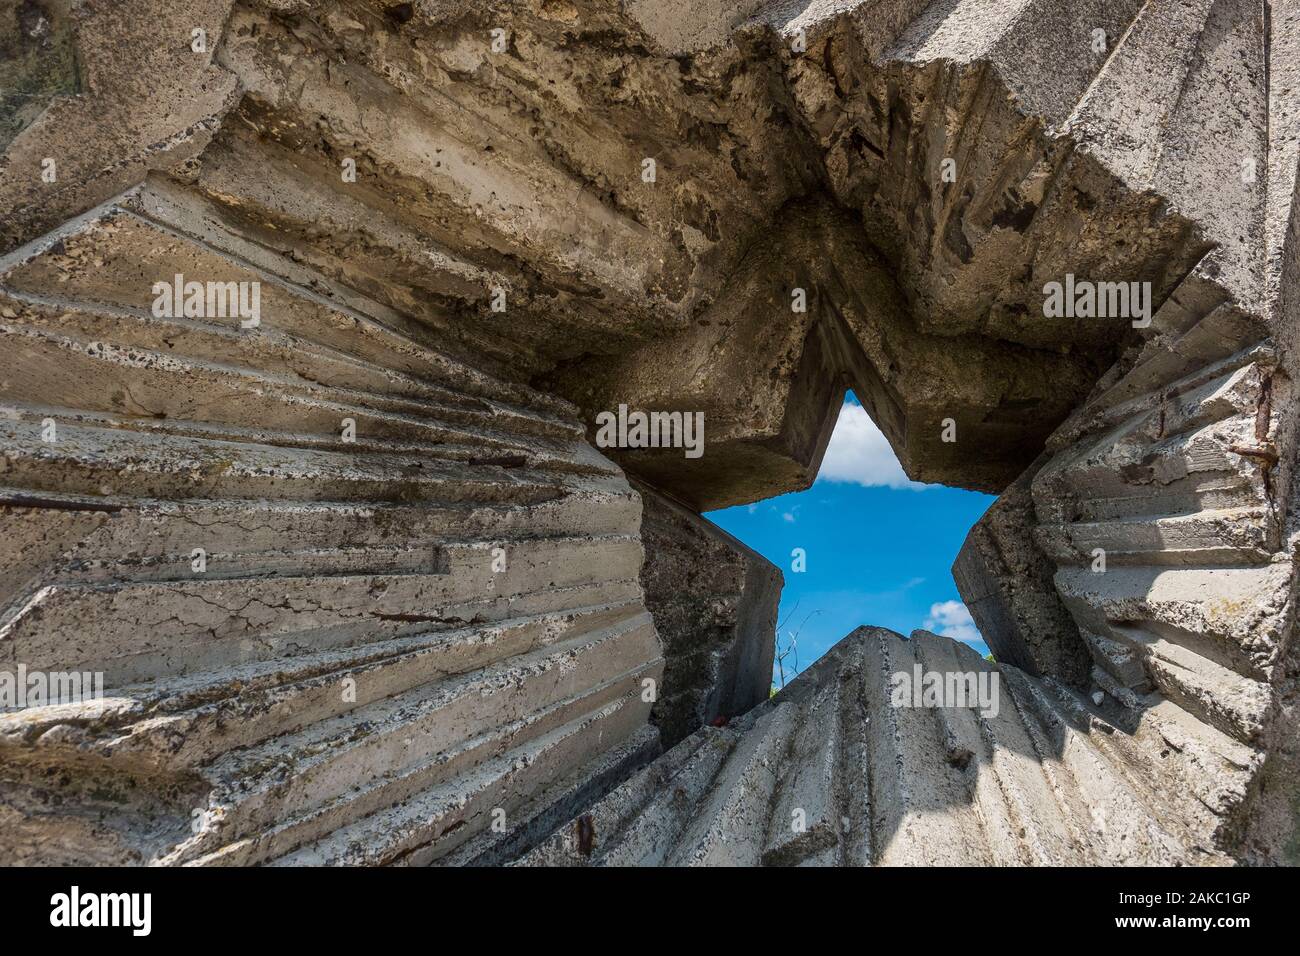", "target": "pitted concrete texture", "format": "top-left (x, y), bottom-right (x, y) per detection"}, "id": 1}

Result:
top-left (954, 456), bottom-right (1090, 687)
top-left (3, 0), bottom-right (1217, 499)
top-left (518, 627), bottom-right (1252, 866)
top-left (0, 182), bottom-right (663, 864)
top-left (0, 0), bottom-right (80, 152)
top-left (2, 0), bottom-right (1299, 865)
top-left (0, 0), bottom-right (240, 253)
top-left (637, 483), bottom-right (781, 746)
